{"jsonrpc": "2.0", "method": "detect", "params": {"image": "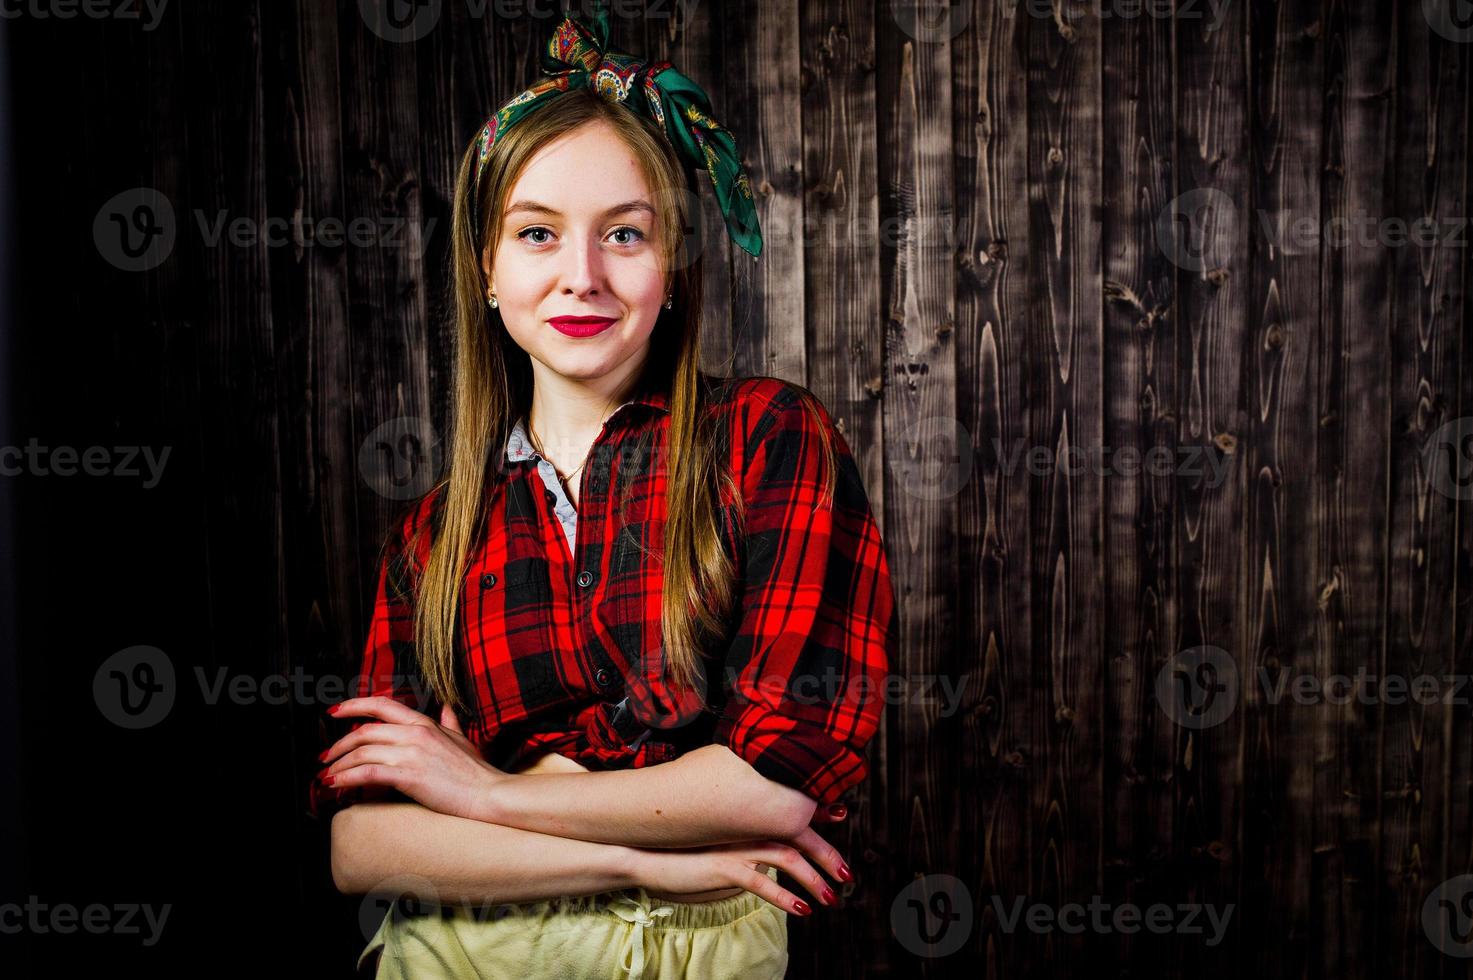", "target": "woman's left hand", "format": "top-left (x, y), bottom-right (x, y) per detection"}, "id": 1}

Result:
top-left (320, 695), bottom-right (510, 822)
